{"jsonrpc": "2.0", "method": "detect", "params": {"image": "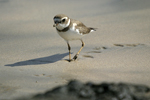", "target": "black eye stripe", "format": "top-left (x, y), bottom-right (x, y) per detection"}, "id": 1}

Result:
top-left (55, 21), bottom-right (61, 23)
top-left (54, 18), bottom-right (66, 24)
